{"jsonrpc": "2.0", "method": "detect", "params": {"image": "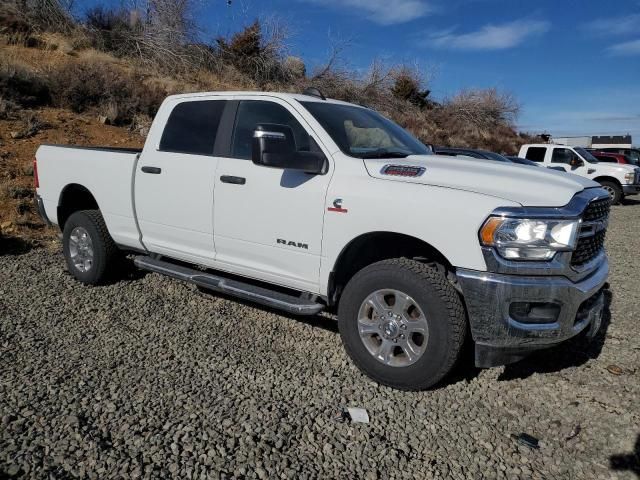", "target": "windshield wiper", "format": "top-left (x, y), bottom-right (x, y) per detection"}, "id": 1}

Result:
top-left (359, 149), bottom-right (411, 159)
